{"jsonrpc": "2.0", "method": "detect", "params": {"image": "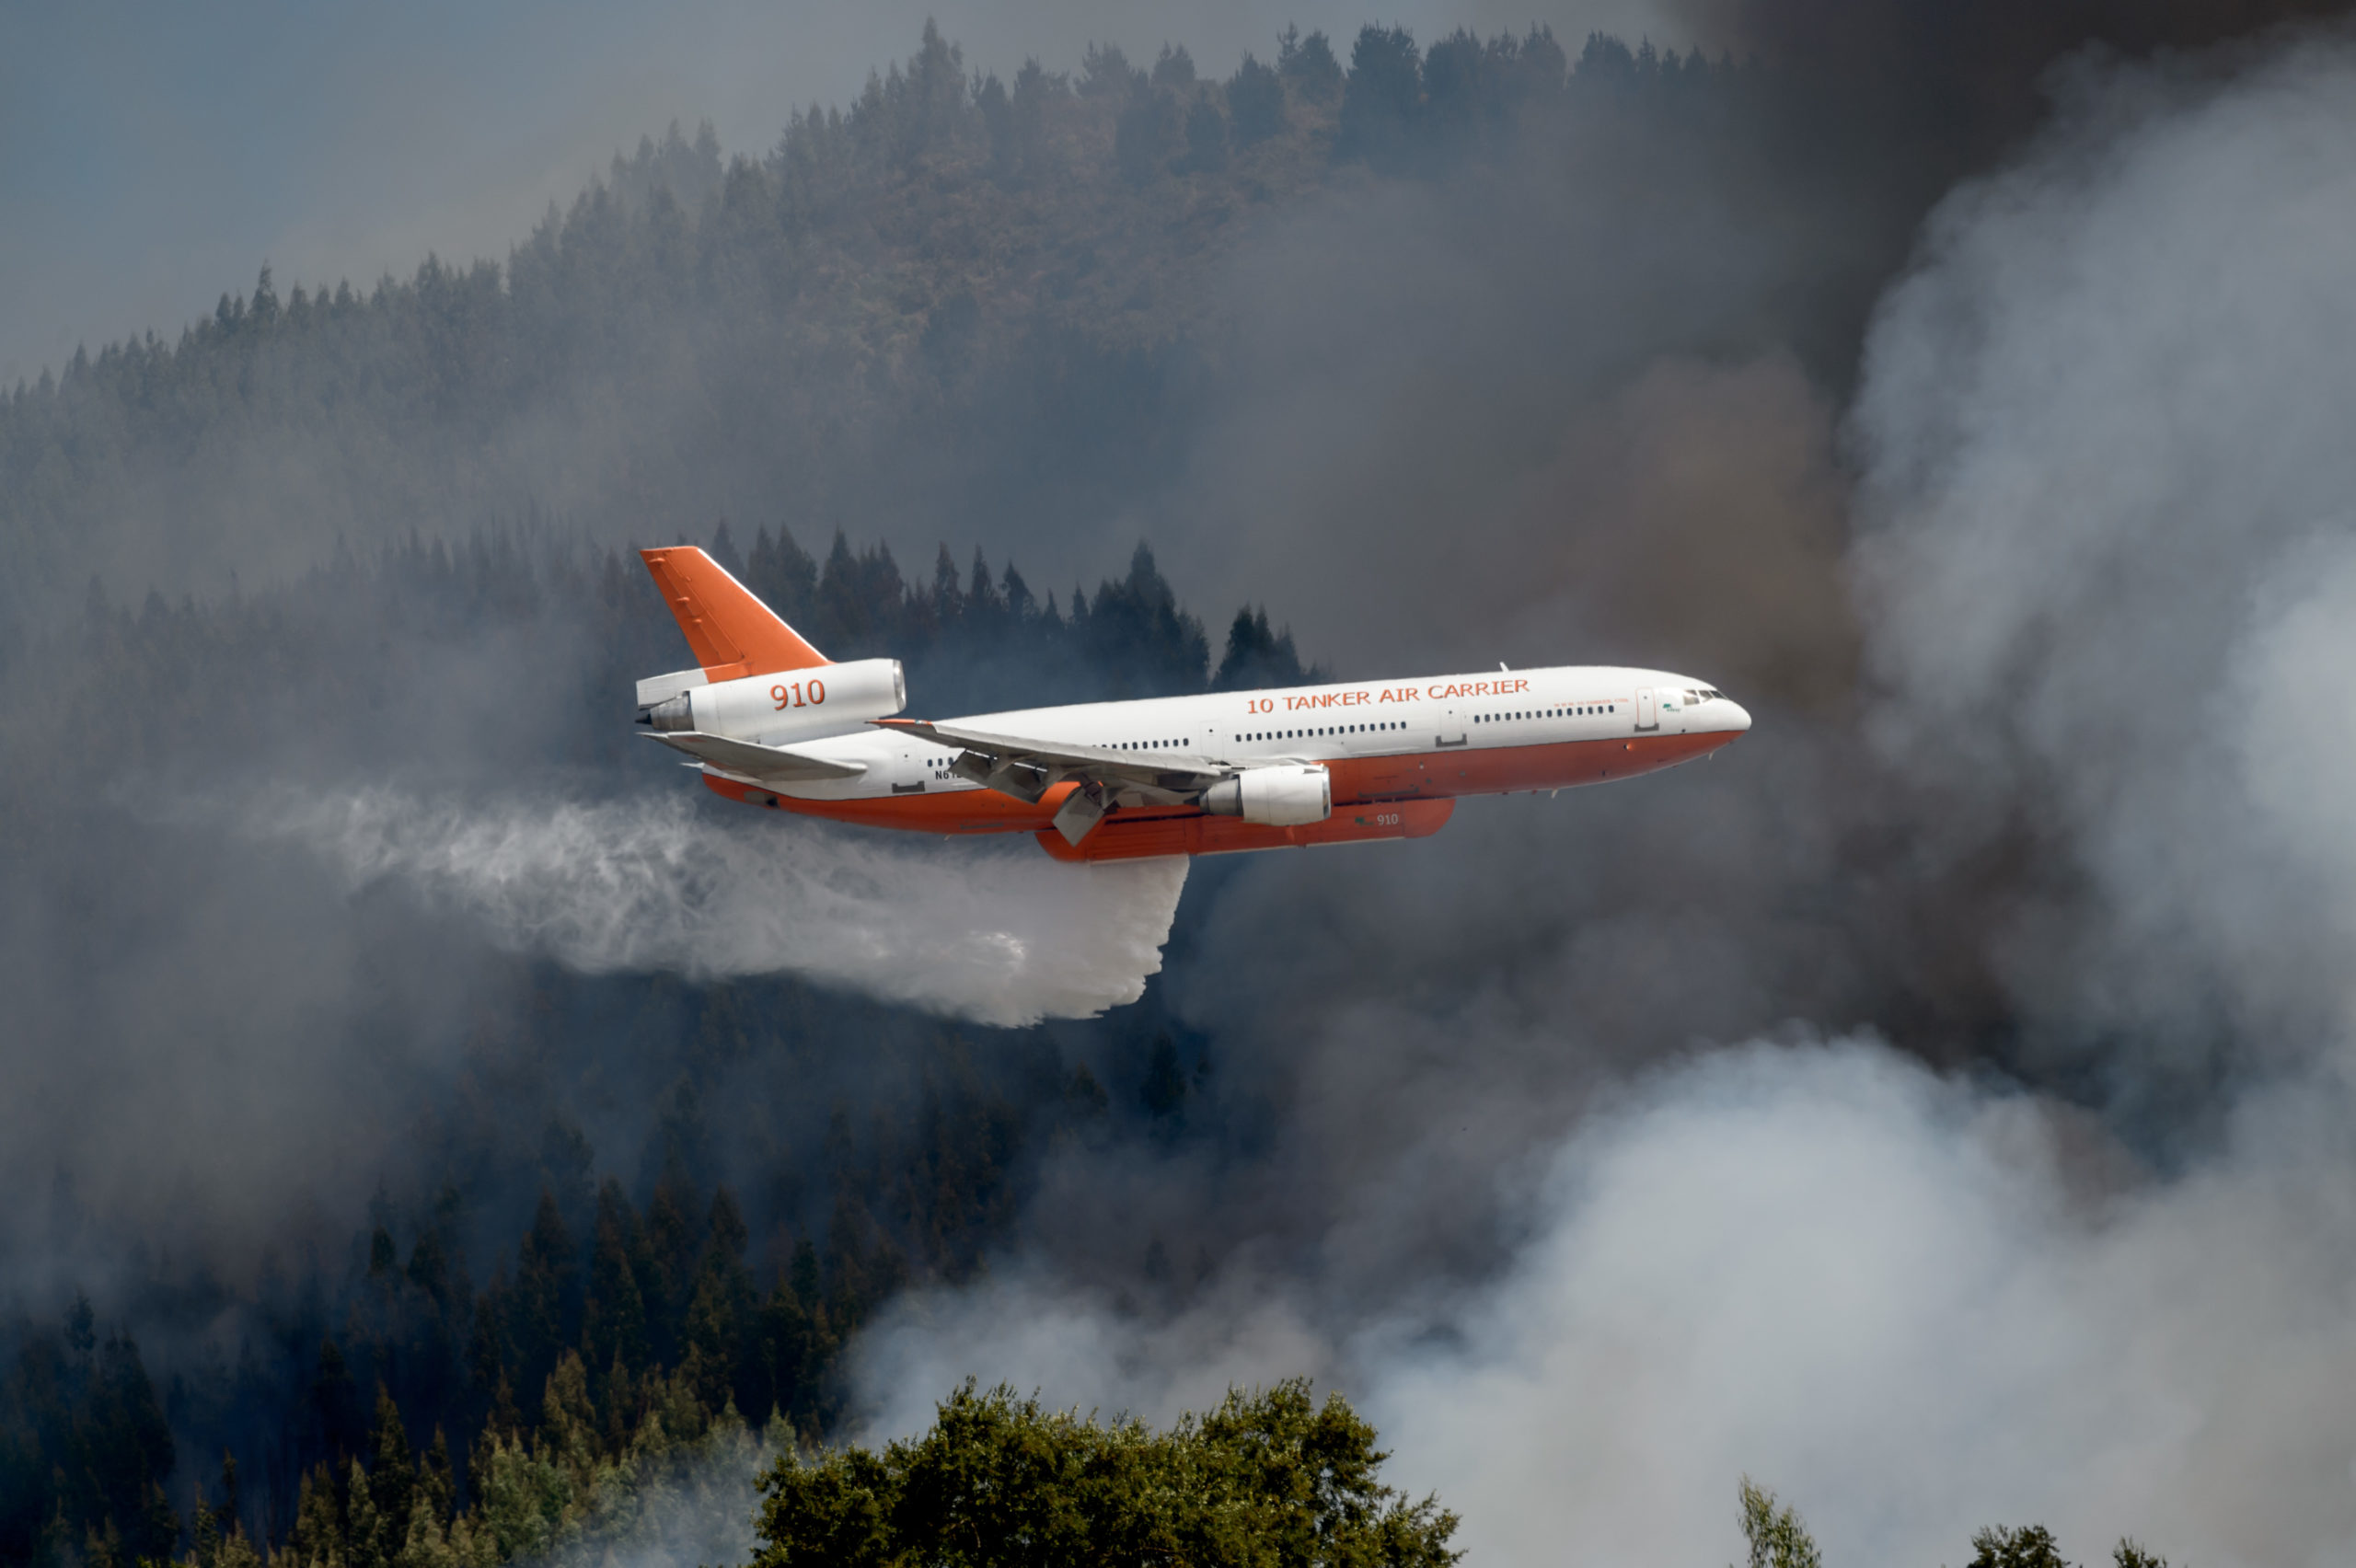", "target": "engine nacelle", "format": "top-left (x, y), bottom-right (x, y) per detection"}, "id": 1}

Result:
top-left (1203, 764), bottom-right (1331, 826)
top-left (642, 658), bottom-right (904, 744)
